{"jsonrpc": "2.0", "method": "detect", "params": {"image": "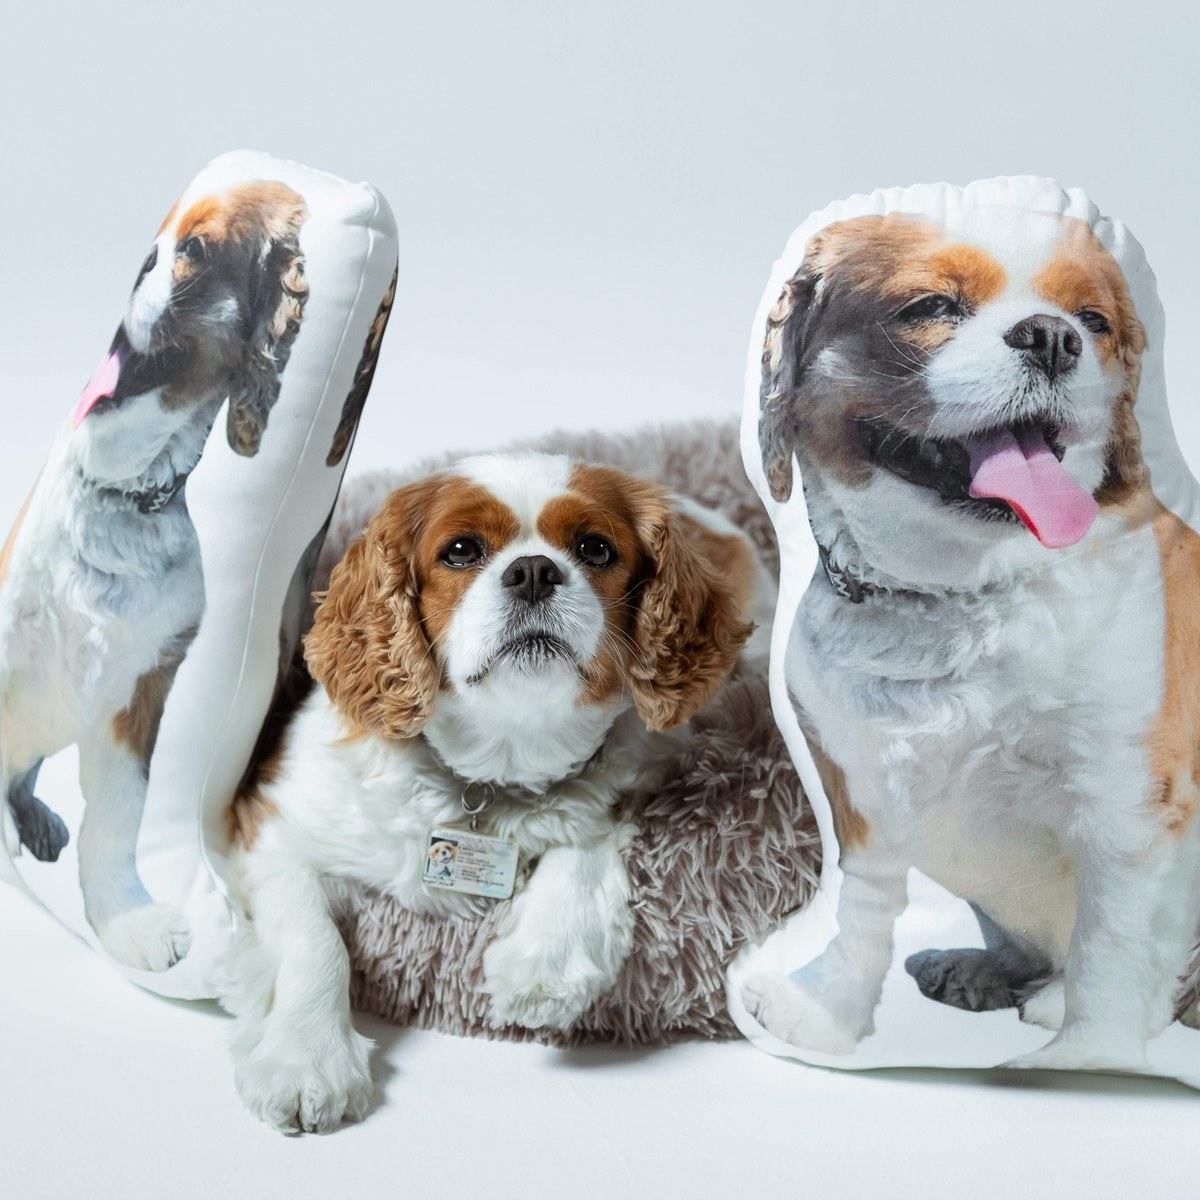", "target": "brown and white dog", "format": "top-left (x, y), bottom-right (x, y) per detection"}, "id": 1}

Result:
top-left (744, 208), bottom-right (1200, 1073)
top-left (221, 452), bottom-right (762, 1133)
top-left (0, 181), bottom-right (307, 971)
